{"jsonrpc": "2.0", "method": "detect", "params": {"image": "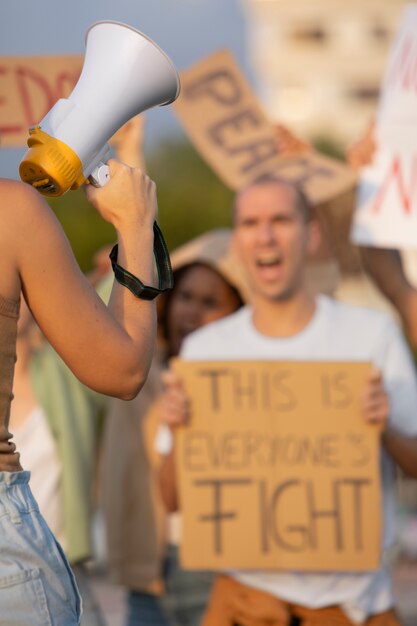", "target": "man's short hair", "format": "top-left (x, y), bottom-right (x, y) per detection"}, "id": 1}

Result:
top-left (234, 177), bottom-right (312, 222)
